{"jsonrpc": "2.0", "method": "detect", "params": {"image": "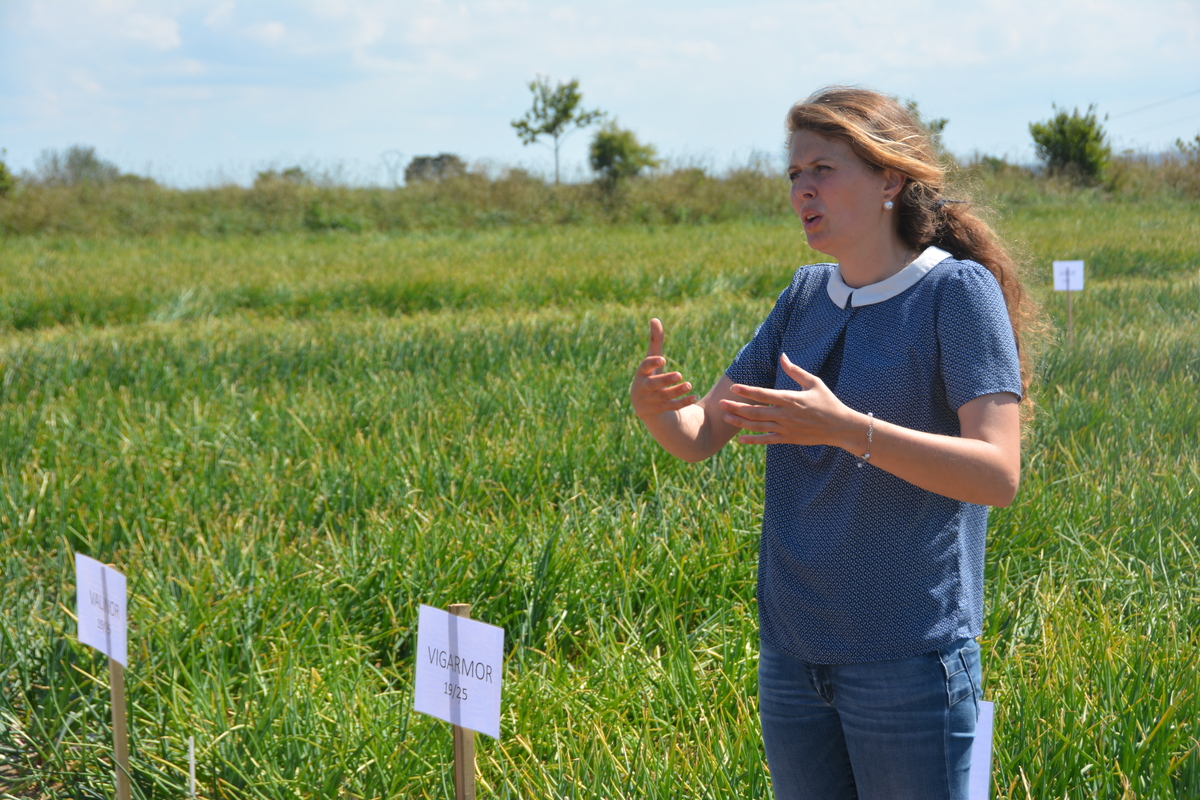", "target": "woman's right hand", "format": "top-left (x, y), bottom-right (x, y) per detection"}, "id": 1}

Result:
top-left (630, 318), bottom-right (697, 420)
